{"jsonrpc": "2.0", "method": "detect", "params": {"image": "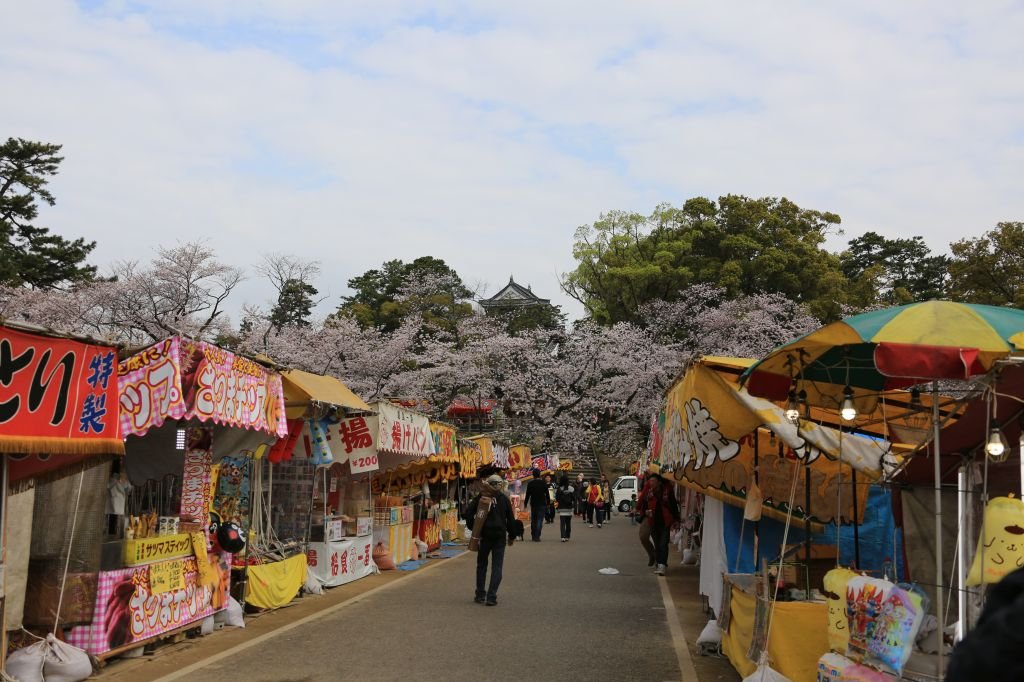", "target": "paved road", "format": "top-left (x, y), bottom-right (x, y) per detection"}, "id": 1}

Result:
top-left (181, 513), bottom-right (682, 682)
